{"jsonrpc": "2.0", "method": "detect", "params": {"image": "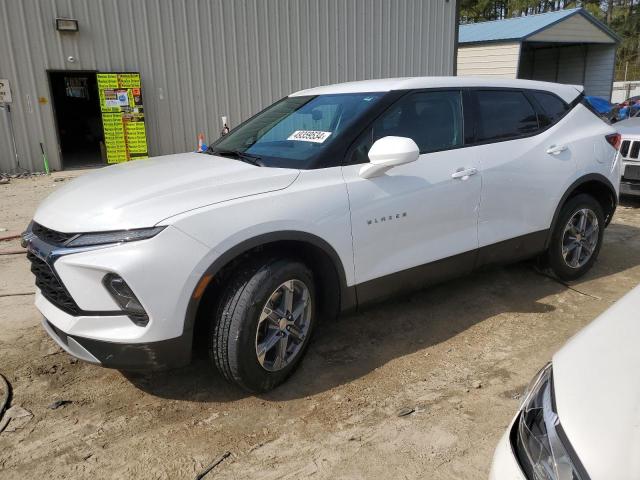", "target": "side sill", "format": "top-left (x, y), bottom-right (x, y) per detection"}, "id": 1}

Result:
top-left (475, 230), bottom-right (548, 269)
top-left (352, 230), bottom-right (548, 310)
top-left (355, 250), bottom-right (477, 308)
